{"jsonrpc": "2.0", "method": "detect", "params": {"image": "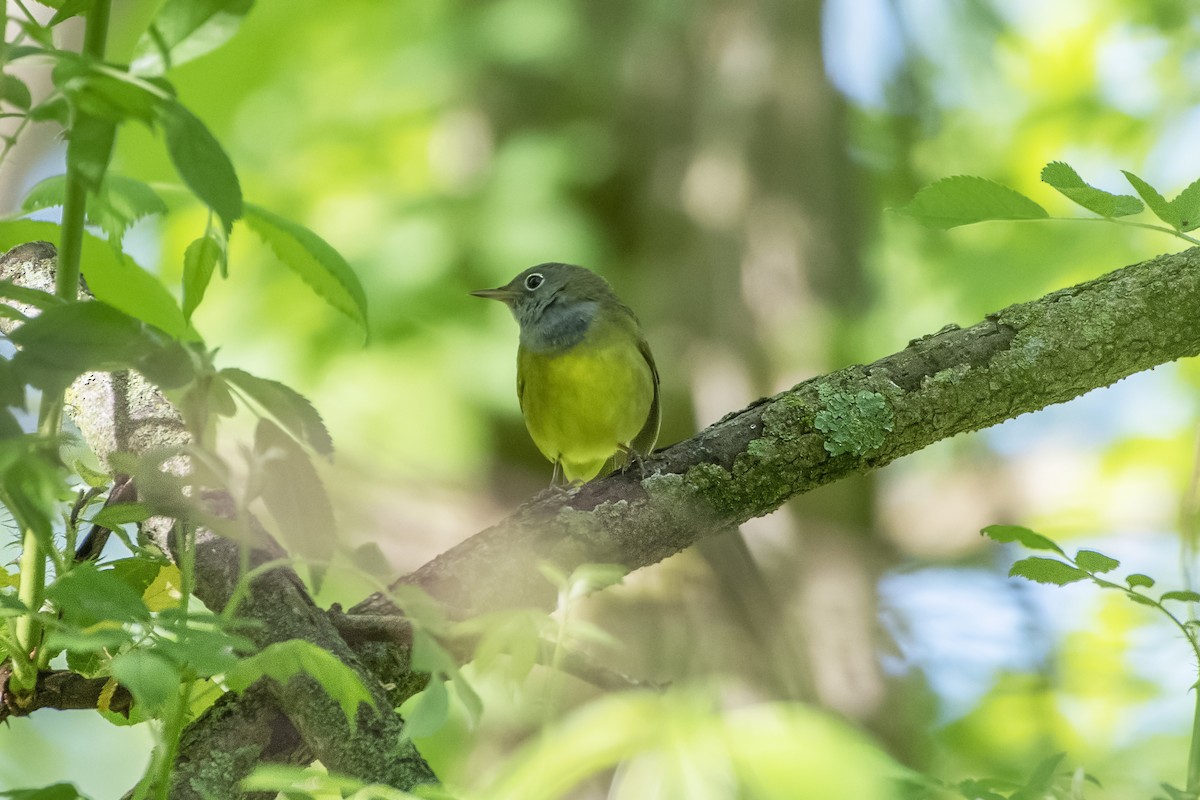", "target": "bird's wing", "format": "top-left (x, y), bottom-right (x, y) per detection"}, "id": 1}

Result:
top-left (632, 335), bottom-right (661, 456)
